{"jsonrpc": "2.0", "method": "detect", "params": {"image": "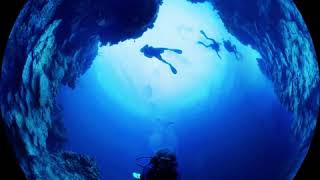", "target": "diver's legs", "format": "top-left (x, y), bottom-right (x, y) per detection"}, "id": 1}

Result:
top-left (167, 49), bottom-right (183, 54)
top-left (234, 51), bottom-right (240, 60)
top-left (155, 54), bottom-right (167, 64)
top-left (159, 48), bottom-right (183, 54)
top-left (168, 64), bottom-right (178, 74)
top-left (155, 48), bottom-right (167, 54)
top-left (156, 55), bottom-right (177, 74)
top-left (232, 46), bottom-right (240, 60)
